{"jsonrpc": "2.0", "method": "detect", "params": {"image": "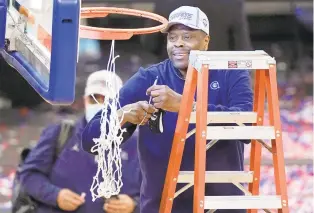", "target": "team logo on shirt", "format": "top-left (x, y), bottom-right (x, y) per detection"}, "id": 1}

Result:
top-left (71, 143), bottom-right (80, 152)
top-left (210, 81), bottom-right (220, 90)
top-left (121, 151), bottom-right (128, 160)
